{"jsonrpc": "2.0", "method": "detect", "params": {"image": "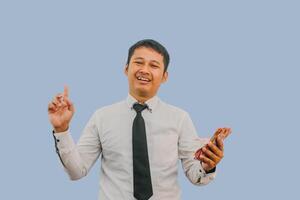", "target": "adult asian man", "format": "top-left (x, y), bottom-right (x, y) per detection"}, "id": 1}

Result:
top-left (48, 39), bottom-right (231, 200)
